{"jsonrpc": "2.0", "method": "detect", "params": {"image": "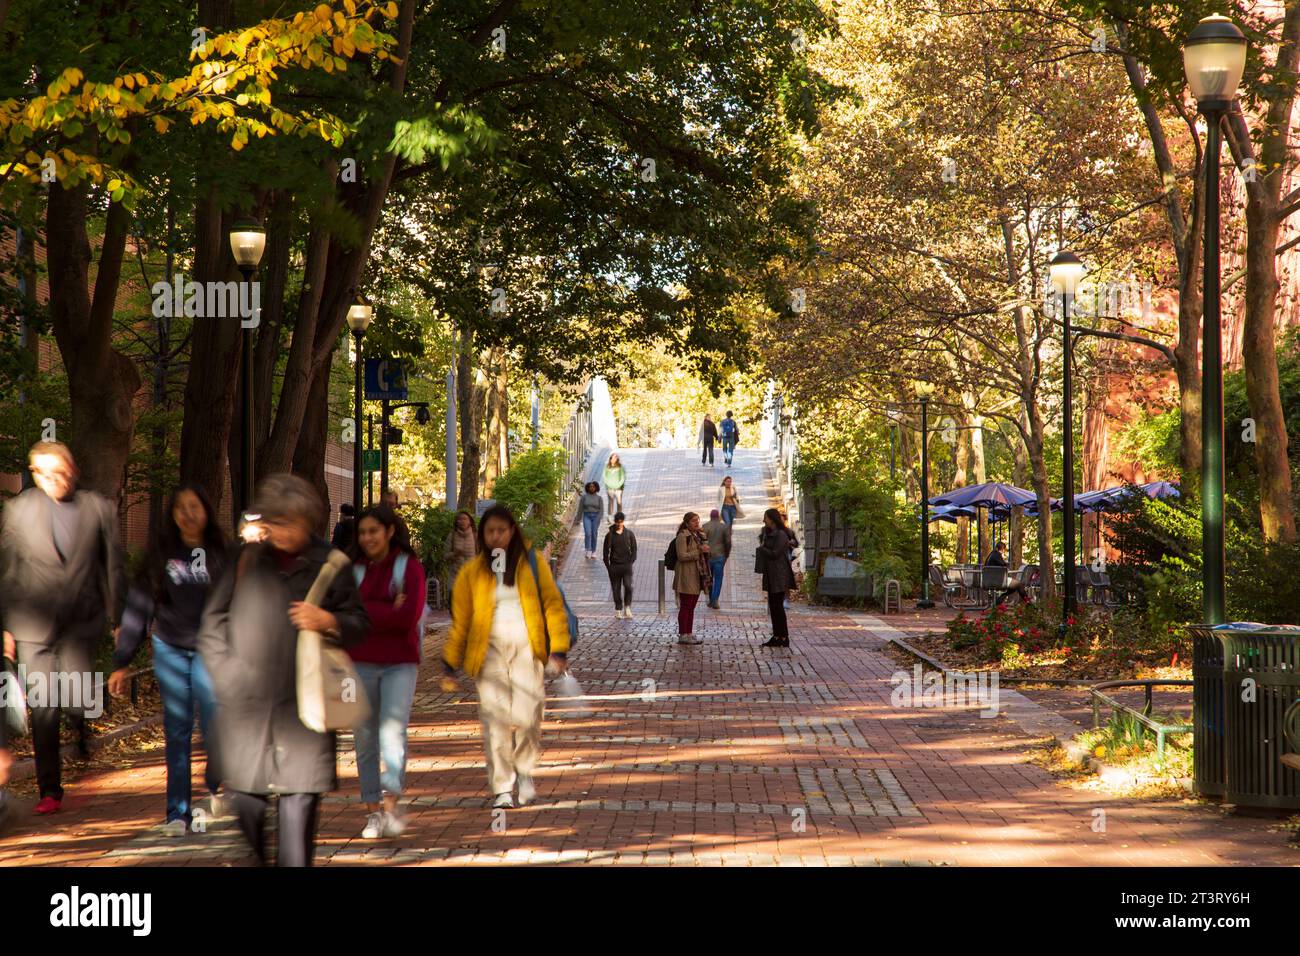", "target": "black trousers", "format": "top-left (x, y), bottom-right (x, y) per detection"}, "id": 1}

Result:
top-left (607, 564), bottom-right (634, 610)
top-left (767, 590), bottom-right (789, 639)
top-left (701, 440), bottom-right (714, 464)
top-left (19, 639), bottom-right (96, 800)
top-left (233, 791), bottom-right (321, 867)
